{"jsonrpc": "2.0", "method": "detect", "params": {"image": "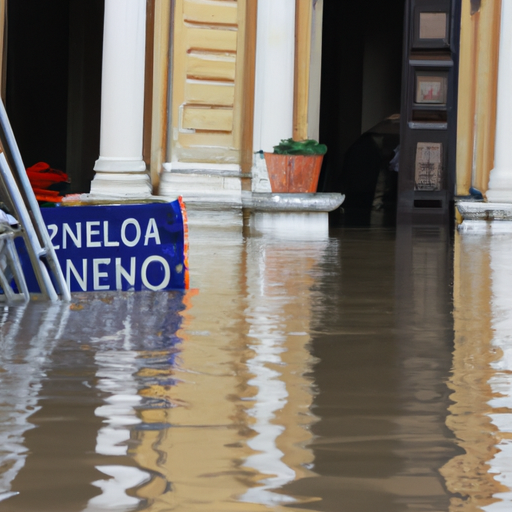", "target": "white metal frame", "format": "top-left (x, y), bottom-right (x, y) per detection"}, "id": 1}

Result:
top-left (0, 99), bottom-right (70, 301)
